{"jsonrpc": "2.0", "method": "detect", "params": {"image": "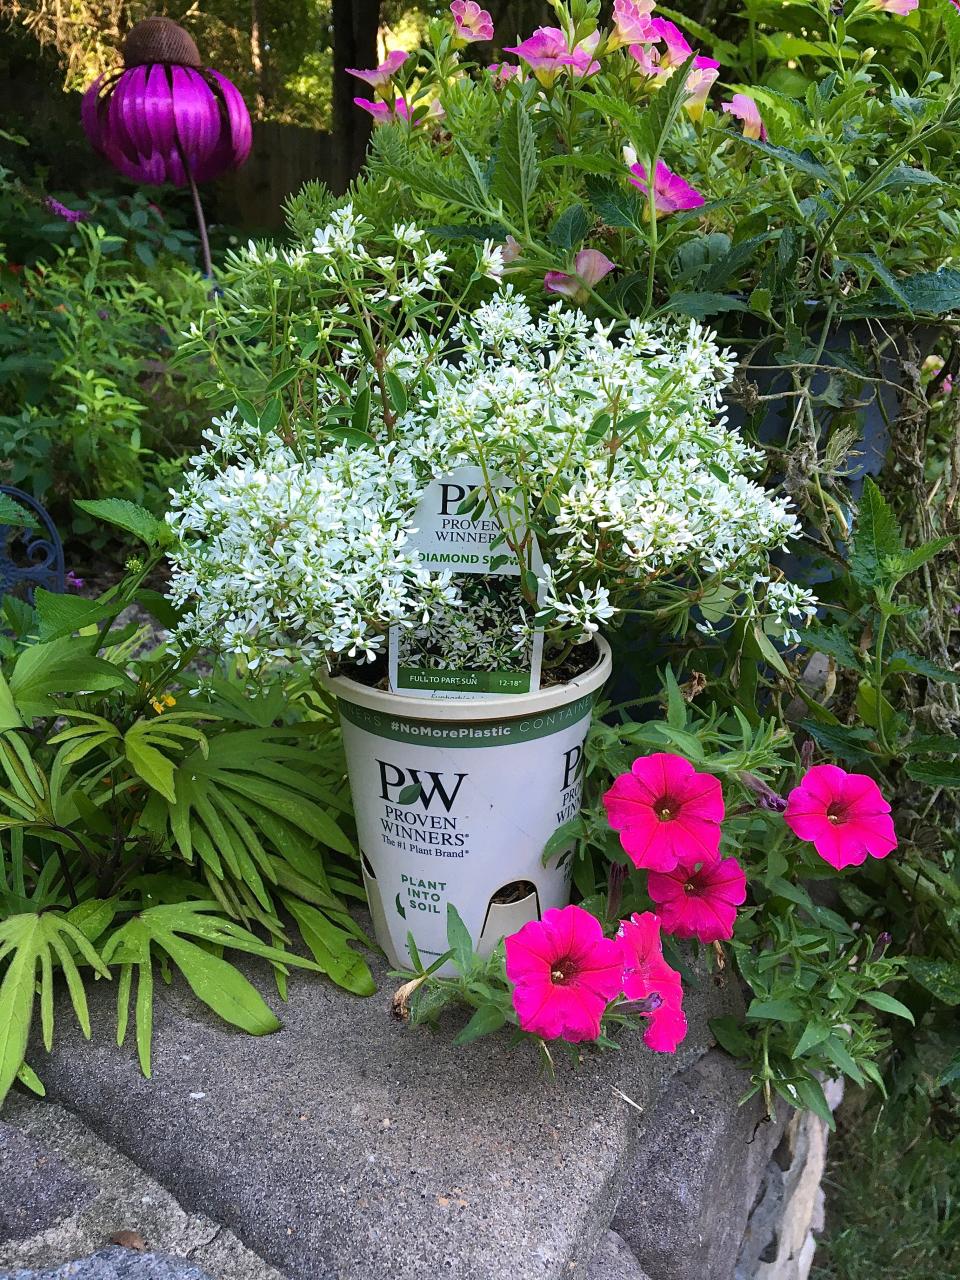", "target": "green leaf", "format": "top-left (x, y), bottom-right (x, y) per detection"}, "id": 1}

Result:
top-left (823, 1035), bottom-right (865, 1085)
top-left (904, 759), bottom-right (960, 789)
top-left (34, 589), bottom-right (122, 642)
top-left (792, 1021), bottom-right (831, 1058)
top-left (661, 292), bottom-right (749, 321)
top-left (888, 650), bottom-right (959, 685)
top-left (548, 204), bottom-right (591, 249)
top-left (860, 990), bottom-right (915, 1024)
top-left (491, 100), bottom-right (539, 223)
top-left (10, 637), bottom-right (135, 718)
top-left (283, 896), bottom-right (375, 996)
top-left (747, 997), bottom-right (803, 1022)
top-left (709, 1014), bottom-right (753, 1057)
top-left (73, 499), bottom-right (166, 547)
top-left (905, 958), bottom-right (960, 1004)
top-left (850, 478), bottom-right (903, 589)
top-left (796, 625), bottom-right (863, 672)
top-left (446, 904), bottom-right (473, 975)
top-left (795, 1075), bottom-right (836, 1129)
top-left (0, 493), bottom-right (39, 529)
top-left (125, 732), bottom-right (177, 804)
top-left (585, 176), bottom-right (647, 231)
top-left (886, 535), bottom-right (956, 578)
top-left (735, 135), bottom-right (837, 185)
top-left (159, 931), bottom-right (281, 1035)
top-left (543, 817), bottom-right (584, 862)
top-left (799, 720), bottom-right (876, 766)
top-left (454, 1003), bottom-right (506, 1045)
